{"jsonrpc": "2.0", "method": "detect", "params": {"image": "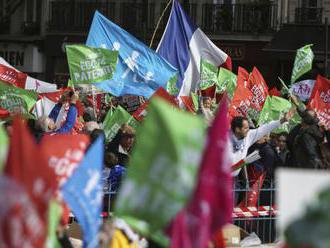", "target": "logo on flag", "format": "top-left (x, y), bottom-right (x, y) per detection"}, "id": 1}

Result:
top-left (86, 11), bottom-right (177, 98)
